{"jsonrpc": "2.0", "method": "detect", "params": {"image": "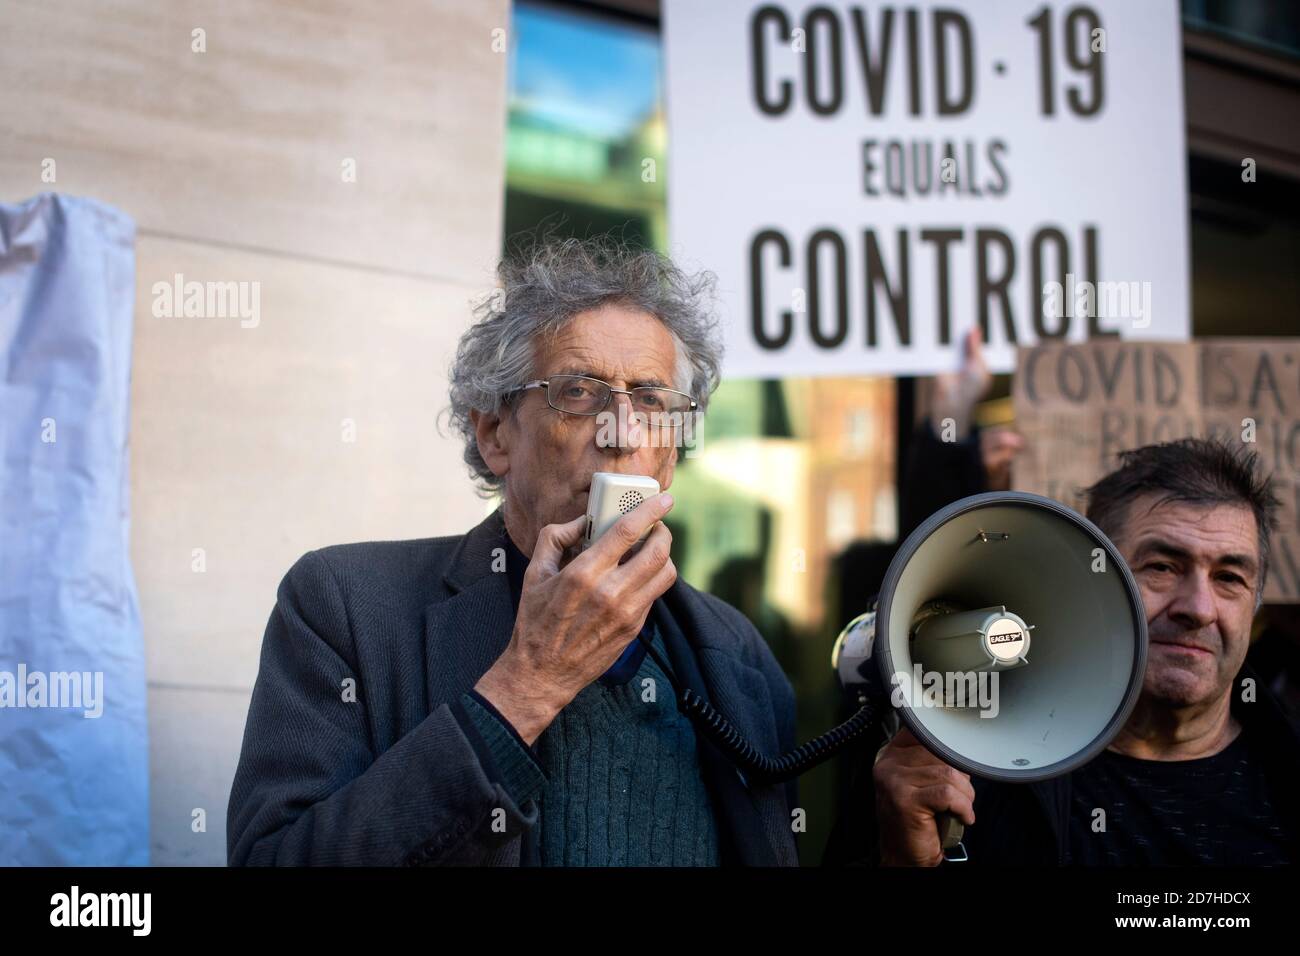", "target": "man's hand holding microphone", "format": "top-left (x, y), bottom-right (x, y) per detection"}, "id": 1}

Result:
top-left (473, 494), bottom-right (676, 746)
